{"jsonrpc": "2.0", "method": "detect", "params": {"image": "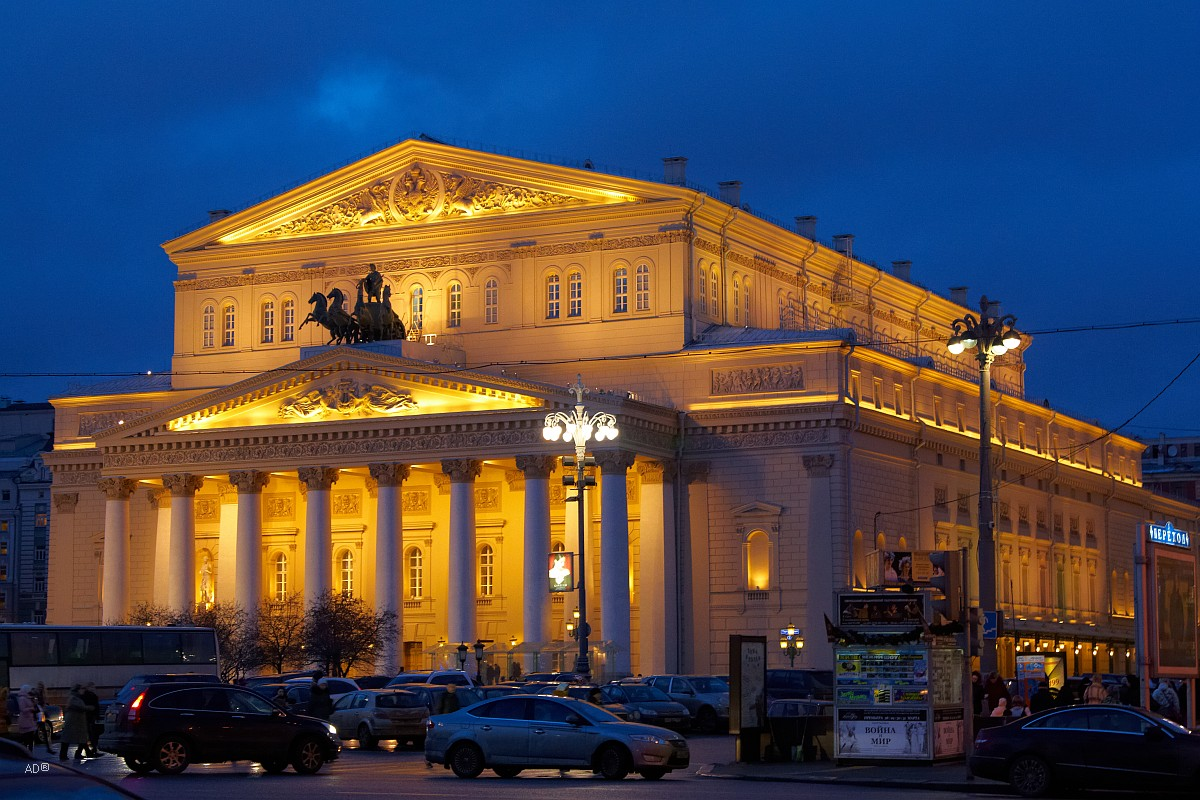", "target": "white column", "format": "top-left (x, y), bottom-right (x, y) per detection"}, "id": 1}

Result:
top-left (229, 470), bottom-right (270, 615)
top-left (517, 455), bottom-right (555, 655)
top-left (148, 489), bottom-right (172, 606)
top-left (637, 460), bottom-right (678, 675)
top-left (163, 473), bottom-right (205, 614)
top-left (299, 467), bottom-right (338, 602)
top-left (804, 454), bottom-right (836, 669)
top-left (443, 459), bottom-right (482, 646)
top-left (370, 463), bottom-right (409, 674)
top-left (597, 450), bottom-right (634, 677)
top-left (99, 477), bottom-right (137, 624)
